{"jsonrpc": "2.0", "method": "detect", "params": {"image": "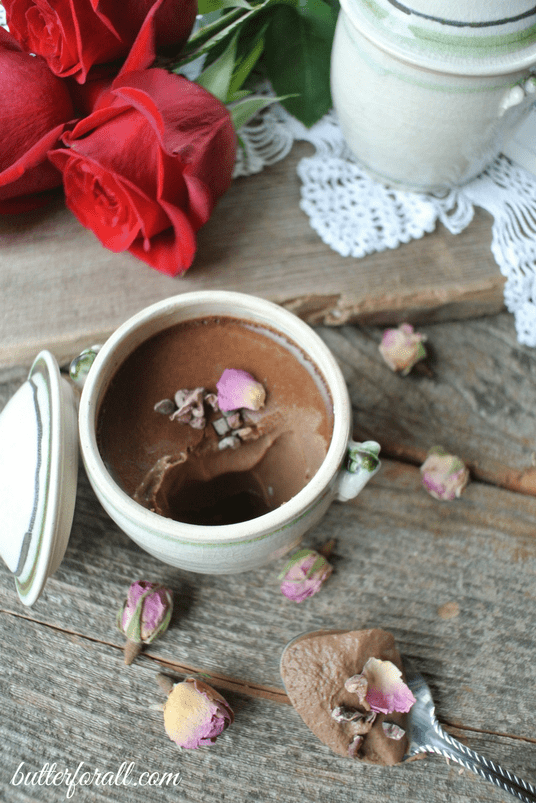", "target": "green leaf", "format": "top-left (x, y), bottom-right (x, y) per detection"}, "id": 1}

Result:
top-left (228, 94), bottom-right (292, 131)
top-left (196, 33), bottom-right (238, 102)
top-left (198, 0), bottom-right (253, 11)
top-left (177, 0), bottom-right (292, 64)
top-left (263, 0), bottom-right (337, 127)
top-left (197, 0), bottom-right (222, 12)
top-left (178, 7), bottom-right (246, 62)
top-left (227, 88), bottom-right (251, 102)
top-left (228, 32), bottom-right (265, 97)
